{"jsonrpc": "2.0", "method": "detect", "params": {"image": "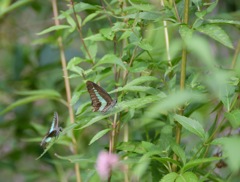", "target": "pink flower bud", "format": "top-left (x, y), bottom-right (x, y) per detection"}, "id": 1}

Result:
top-left (96, 151), bottom-right (119, 180)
